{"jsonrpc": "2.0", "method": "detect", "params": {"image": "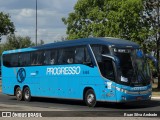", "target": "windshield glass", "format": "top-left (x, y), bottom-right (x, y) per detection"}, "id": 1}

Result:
top-left (113, 48), bottom-right (151, 86)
